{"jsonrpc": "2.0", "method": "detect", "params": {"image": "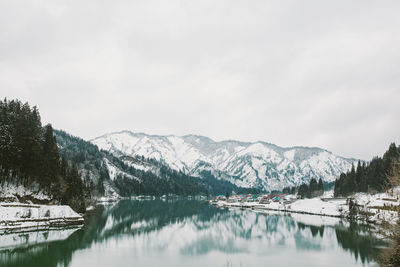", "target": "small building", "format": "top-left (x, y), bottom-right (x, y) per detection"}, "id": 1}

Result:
top-left (216, 195), bottom-right (226, 201)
